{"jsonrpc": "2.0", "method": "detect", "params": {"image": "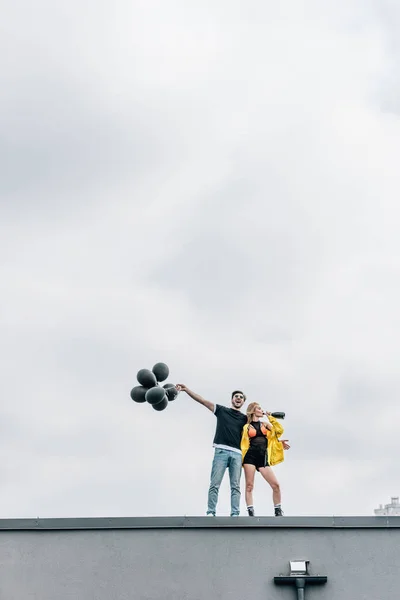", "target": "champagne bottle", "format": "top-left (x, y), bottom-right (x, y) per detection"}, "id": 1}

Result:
top-left (270, 411), bottom-right (285, 419)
